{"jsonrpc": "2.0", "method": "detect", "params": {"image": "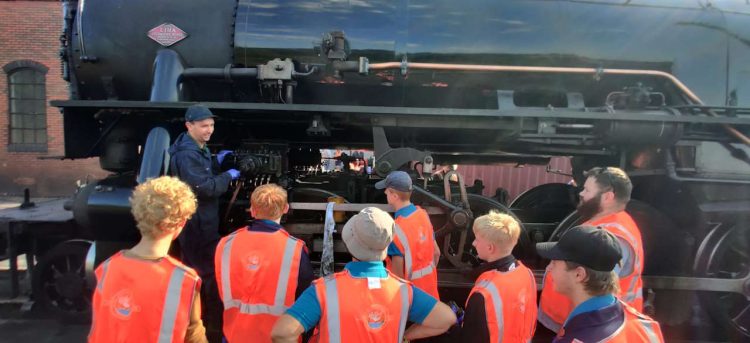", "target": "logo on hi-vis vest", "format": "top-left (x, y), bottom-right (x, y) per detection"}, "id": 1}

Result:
top-left (365, 304), bottom-right (388, 330)
top-left (109, 289), bottom-right (141, 319)
top-left (418, 231), bottom-right (427, 242)
top-left (517, 290), bottom-right (528, 314)
top-left (245, 254), bottom-right (261, 271)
